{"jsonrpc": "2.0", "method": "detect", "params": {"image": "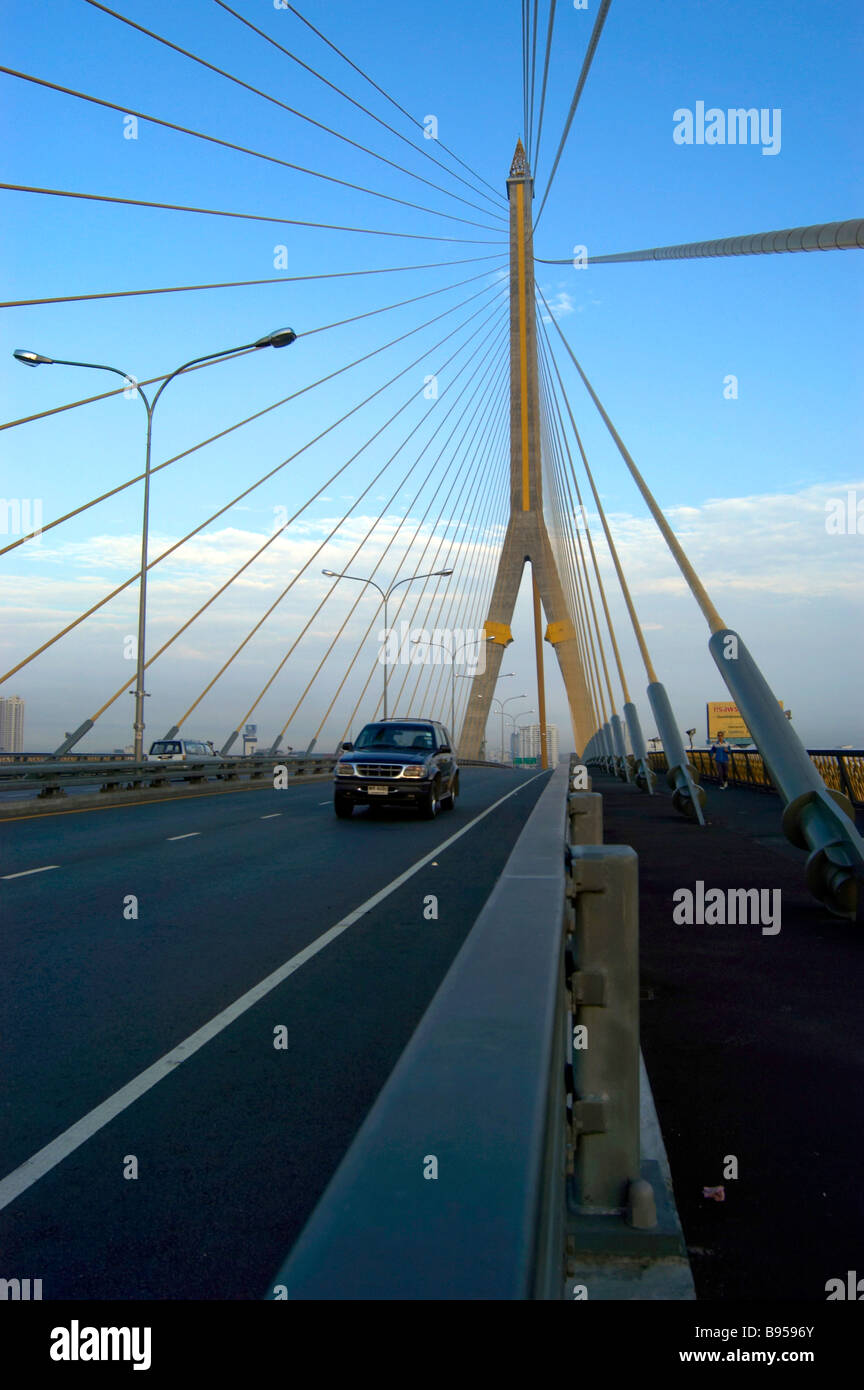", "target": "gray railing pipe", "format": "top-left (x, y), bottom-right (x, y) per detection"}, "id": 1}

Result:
top-left (709, 629), bottom-right (863, 917)
top-left (54, 719), bottom-right (94, 756)
top-left (623, 701), bottom-right (654, 793)
top-left (610, 712), bottom-right (630, 781)
top-left (602, 721), bottom-right (615, 773)
top-left (646, 682), bottom-right (706, 825)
